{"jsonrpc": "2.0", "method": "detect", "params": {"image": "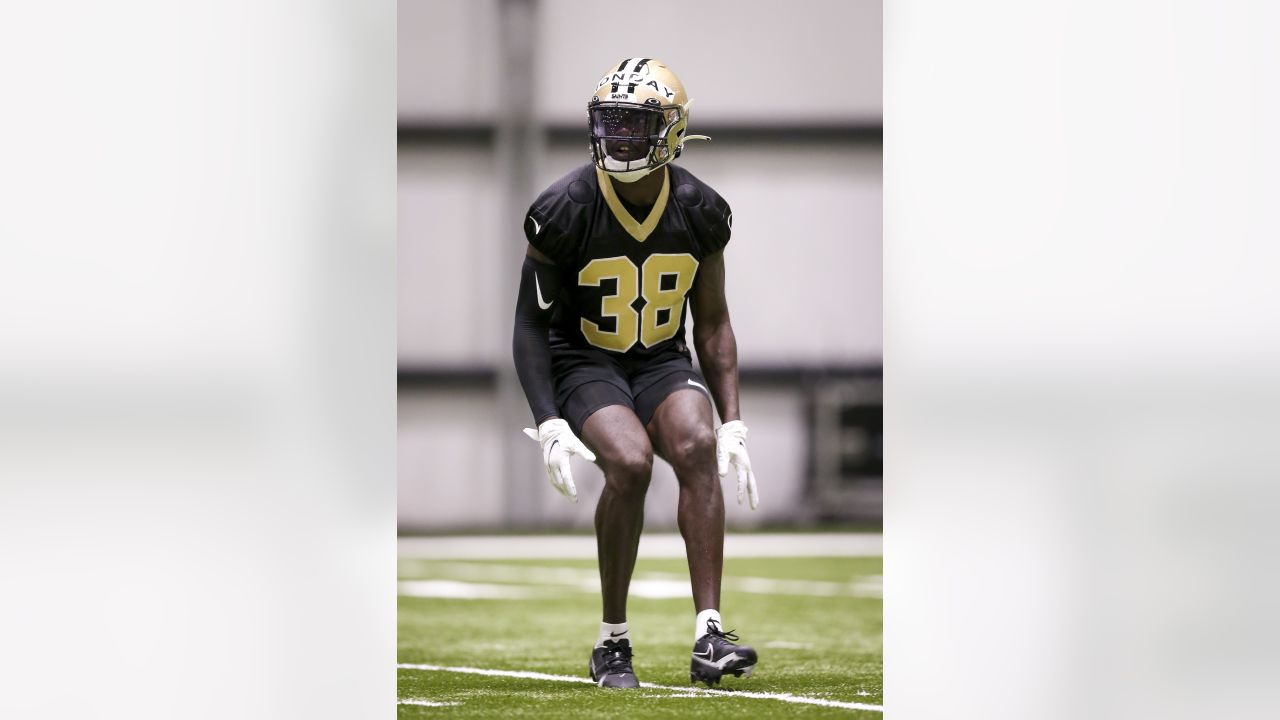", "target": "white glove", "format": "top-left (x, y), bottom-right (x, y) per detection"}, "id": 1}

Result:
top-left (522, 419), bottom-right (597, 503)
top-left (716, 420), bottom-right (759, 510)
